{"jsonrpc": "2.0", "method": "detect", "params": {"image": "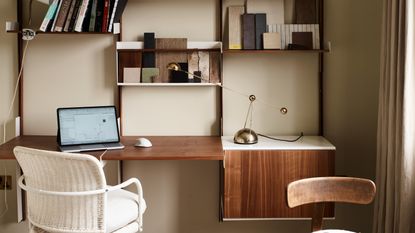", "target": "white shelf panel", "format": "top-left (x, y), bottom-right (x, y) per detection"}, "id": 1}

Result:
top-left (222, 136), bottom-right (335, 150)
